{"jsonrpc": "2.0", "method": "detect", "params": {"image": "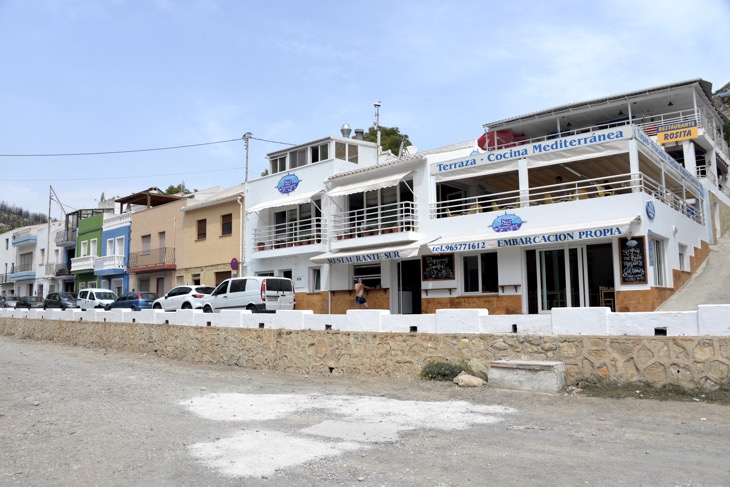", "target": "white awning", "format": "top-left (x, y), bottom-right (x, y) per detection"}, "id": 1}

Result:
top-left (327, 171), bottom-right (412, 197)
top-left (247, 190), bottom-right (323, 213)
top-left (428, 216), bottom-right (641, 252)
top-left (311, 242), bottom-right (422, 265)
